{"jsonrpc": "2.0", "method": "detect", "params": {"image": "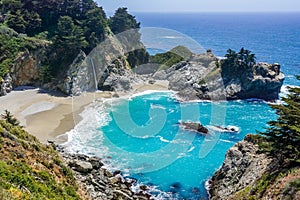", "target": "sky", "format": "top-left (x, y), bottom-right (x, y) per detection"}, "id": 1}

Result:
top-left (97, 0), bottom-right (300, 13)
